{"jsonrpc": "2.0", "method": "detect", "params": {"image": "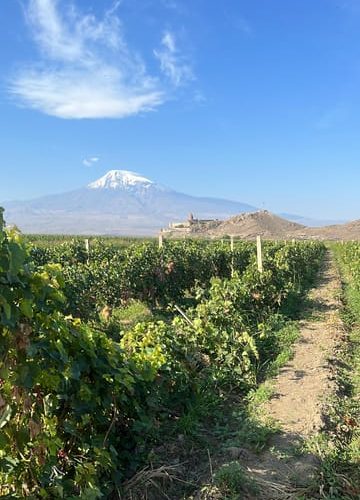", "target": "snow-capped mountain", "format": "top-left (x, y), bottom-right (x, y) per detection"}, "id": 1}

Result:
top-left (89, 170), bottom-right (154, 190)
top-left (87, 170), bottom-right (169, 198)
top-left (2, 170), bottom-right (257, 235)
